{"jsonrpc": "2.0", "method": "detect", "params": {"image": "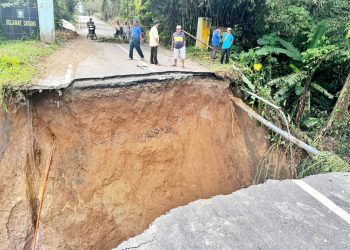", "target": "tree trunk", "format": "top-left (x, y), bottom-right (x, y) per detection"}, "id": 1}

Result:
top-left (295, 73), bottom-right (314, 126)
top-left (326, 73), bottom-right (350, 130)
